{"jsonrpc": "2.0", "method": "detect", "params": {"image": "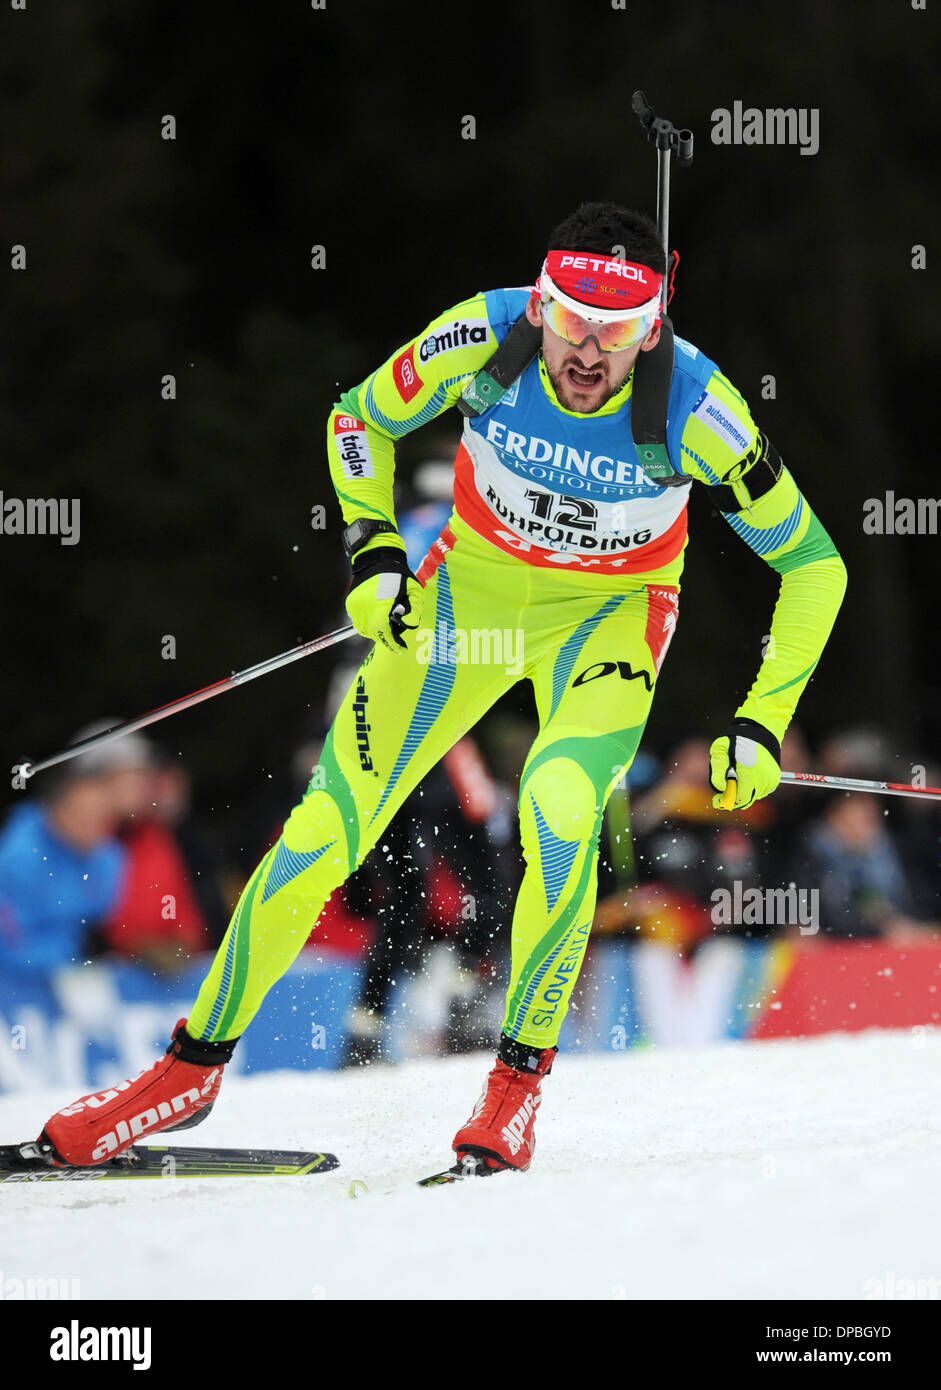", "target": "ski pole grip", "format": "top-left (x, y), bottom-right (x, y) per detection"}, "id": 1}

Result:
top-left (720, 777), bottom-right (737, 811)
